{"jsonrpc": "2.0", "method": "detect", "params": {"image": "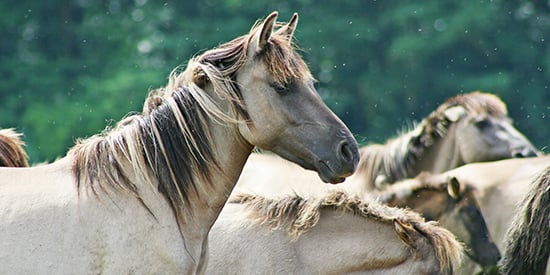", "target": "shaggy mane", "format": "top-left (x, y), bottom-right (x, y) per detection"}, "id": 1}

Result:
top-left (231, 190), bottom-right (462, 273)
top-left (0, 128), bottom-right (29, 167)
top-left (356, 91), bottom-right (509, 188)
top-left (69, 15), bottom-right (310, 226)
top-left (500, 166), bottom-right (550, 274)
